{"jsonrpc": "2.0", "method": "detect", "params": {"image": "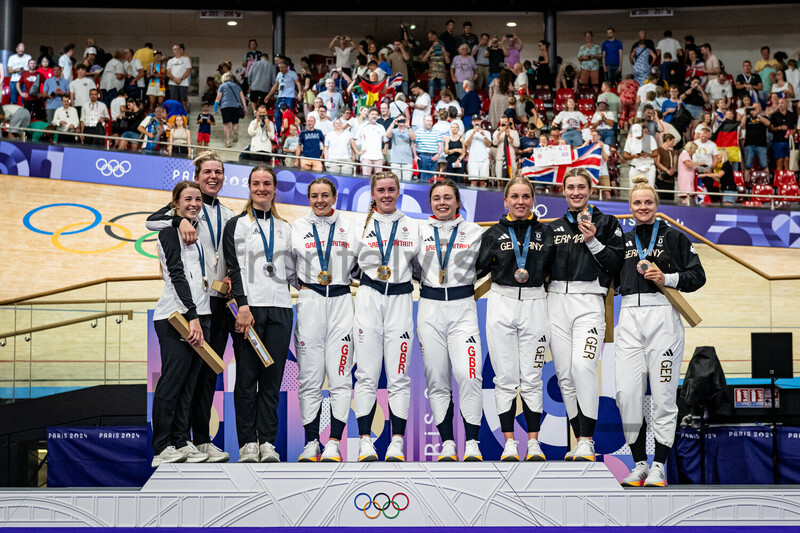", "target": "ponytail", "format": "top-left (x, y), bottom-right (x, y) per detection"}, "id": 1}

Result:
top-left (362, 200), bottom-right (377, 237)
